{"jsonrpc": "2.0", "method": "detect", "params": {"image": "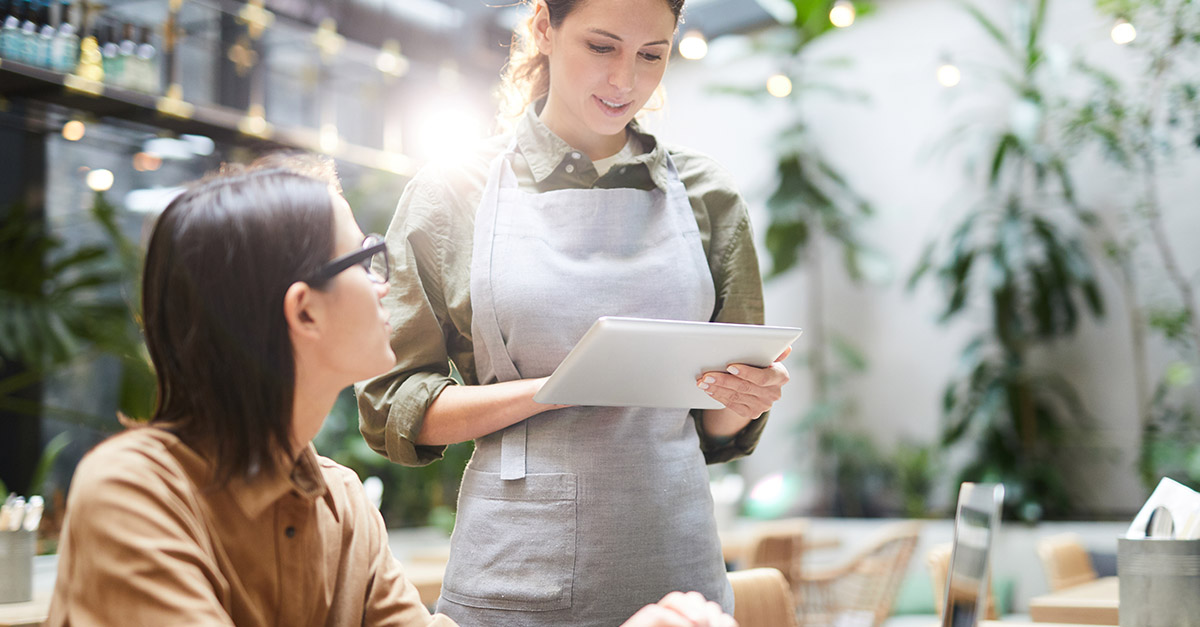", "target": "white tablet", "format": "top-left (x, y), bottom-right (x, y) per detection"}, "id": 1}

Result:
top-left (533, 316), bottom-right (802, 409)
